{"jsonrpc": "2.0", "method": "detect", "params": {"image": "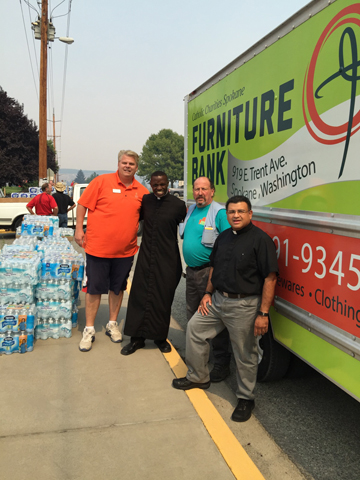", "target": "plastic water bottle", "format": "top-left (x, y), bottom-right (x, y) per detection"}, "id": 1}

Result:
top-left (18, 308), bottom-right (27, 331)
top-left (58, 279), bottom-right (71, 300)
top-left (35, 319), bottom-right (43, 340)
top-left (51, 318), bottom-right (60, 339)
top-left (4, 310), bottom-right (18, 332)
top-left (71, 304), bottom-right (78, 328)
top-left (58, 299), bottom-right (71, 319)
top-left (26, 309), bottom-right (35, 332)
top-left (60, 317), bottom-right (72, 338)
top-left (26, 331), bottom-right (34, 351)
top-left (40, 319), bottom-right (49, 340)
top-left (2, 333), bottom-right (16, 354)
